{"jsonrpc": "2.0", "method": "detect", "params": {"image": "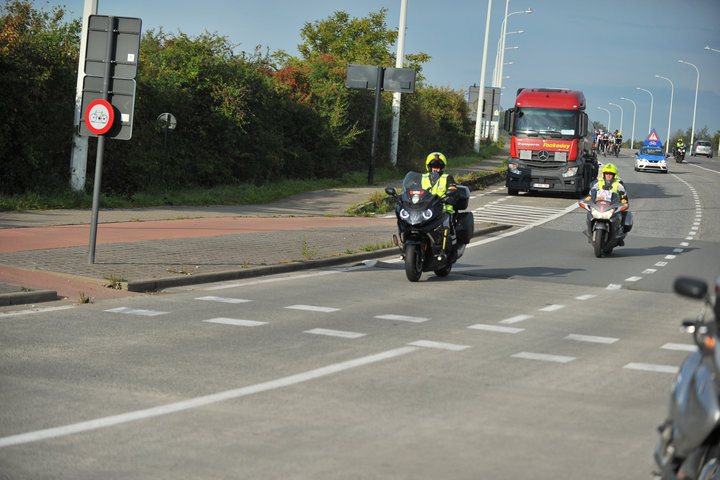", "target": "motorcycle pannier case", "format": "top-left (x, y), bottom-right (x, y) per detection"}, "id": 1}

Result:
top-left (451, 186), bottom-right (470, 210)
top-left (455, 211), bottom-right (474, 244)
